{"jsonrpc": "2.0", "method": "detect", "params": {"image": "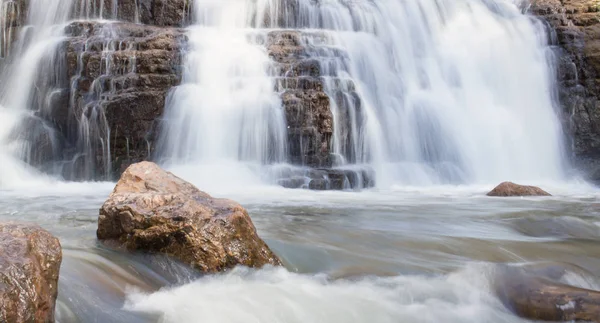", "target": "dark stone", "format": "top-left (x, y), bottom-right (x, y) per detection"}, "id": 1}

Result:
top-left (61, 21), bottom-right (185, 179)
top-left (308, 178), bottom-right (328, 190)
top-left (278, 176), bottom-right (307, 189)
top-left (531, 0), bottom-right (600, 181)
